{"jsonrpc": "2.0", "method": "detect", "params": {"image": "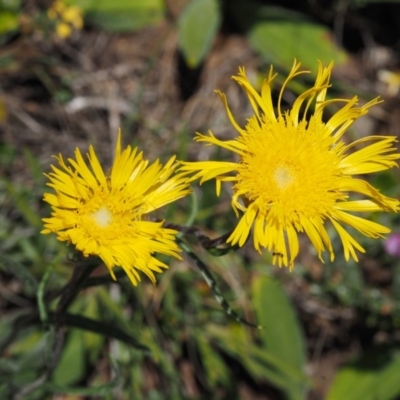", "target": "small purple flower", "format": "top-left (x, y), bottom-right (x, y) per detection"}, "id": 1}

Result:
top-left (384, 233), bottom-right (400, 257)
